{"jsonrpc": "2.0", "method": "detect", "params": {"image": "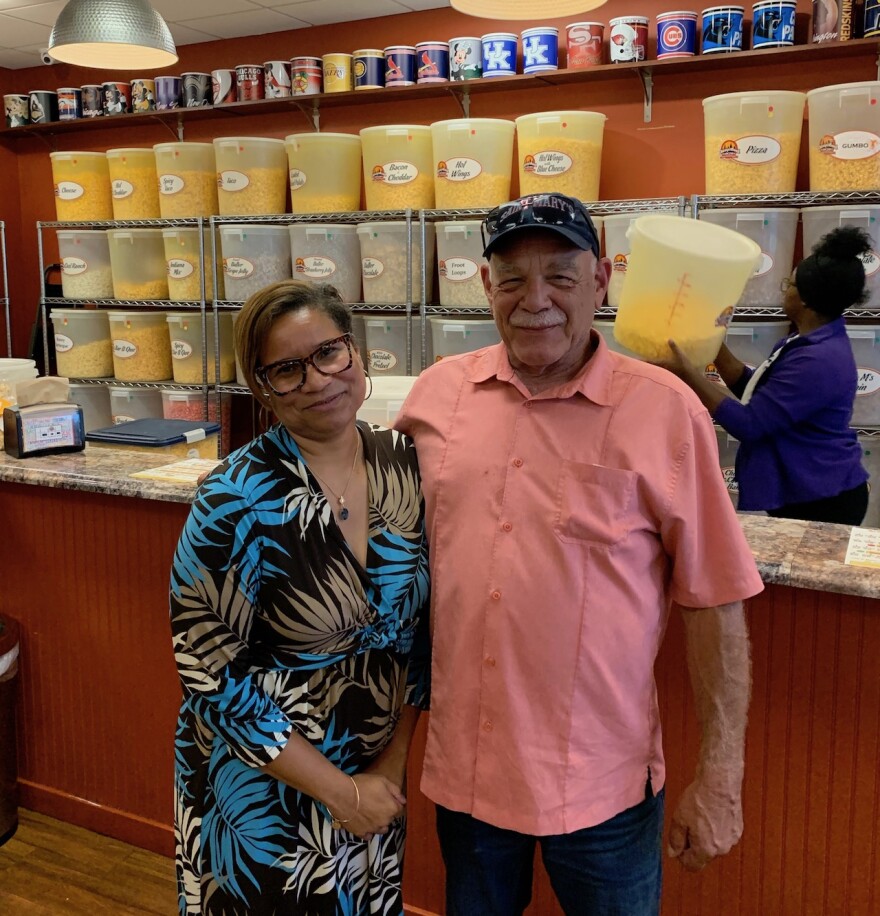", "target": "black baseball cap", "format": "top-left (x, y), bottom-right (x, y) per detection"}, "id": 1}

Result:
top-left (482, 193), bottom-right (601, 260)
